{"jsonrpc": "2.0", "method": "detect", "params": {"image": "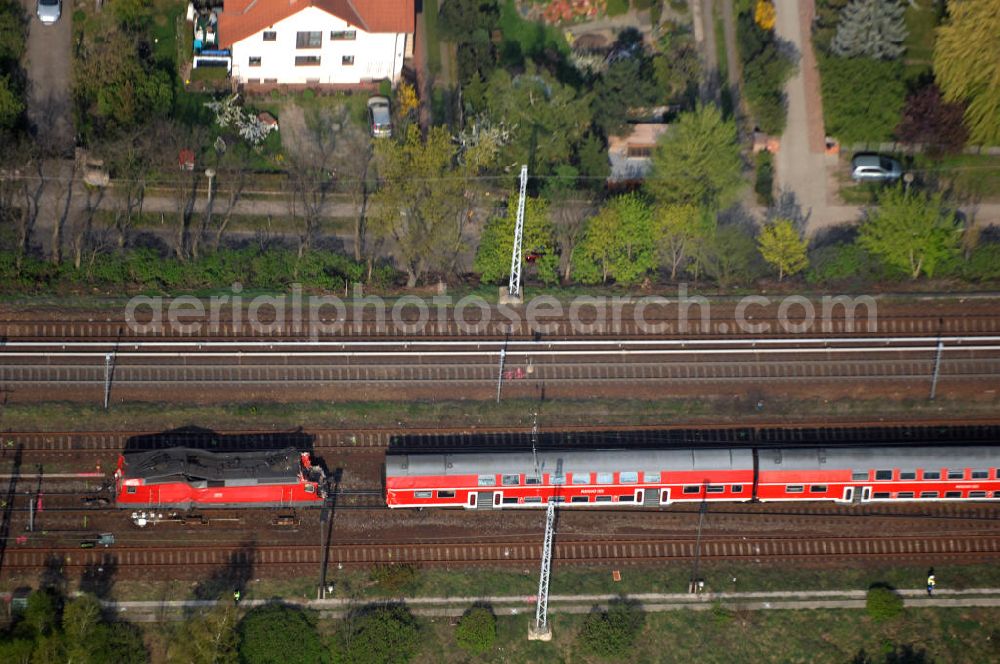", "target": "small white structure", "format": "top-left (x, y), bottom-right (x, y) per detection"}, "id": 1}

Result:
top-left (219, 0), bottom-right (415, 87)
top-left (607, 123), bottom-right (670, 184)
